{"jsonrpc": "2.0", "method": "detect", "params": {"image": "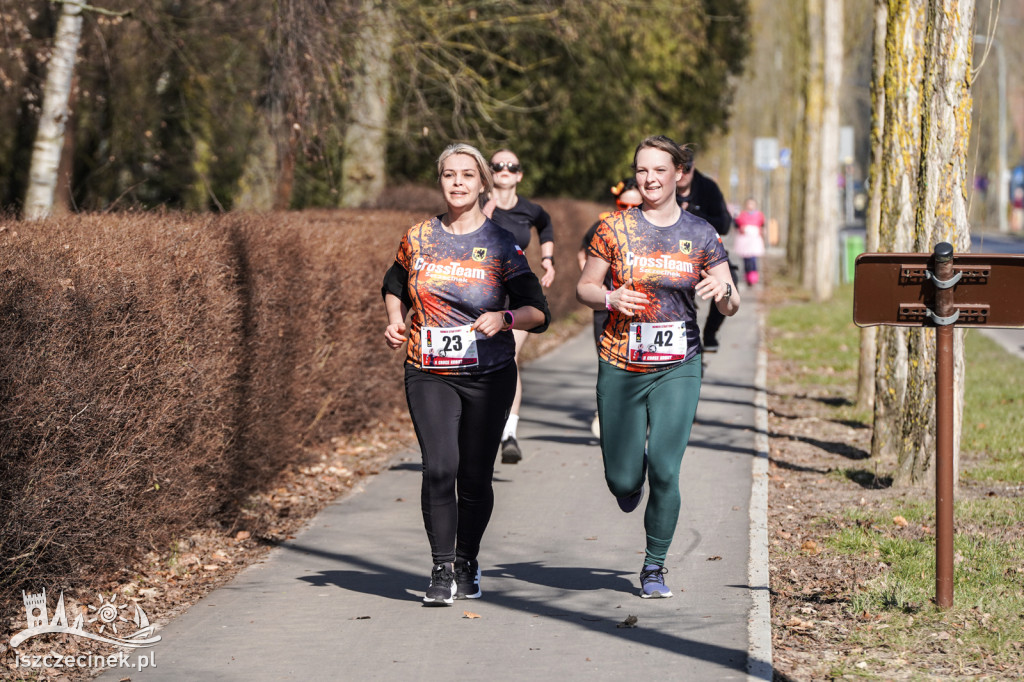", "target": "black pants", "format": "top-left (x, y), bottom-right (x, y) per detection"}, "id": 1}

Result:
top-left (703, 258), bottom-right (739, 345)
top-left (404, 363), bottom-right (517, 565)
